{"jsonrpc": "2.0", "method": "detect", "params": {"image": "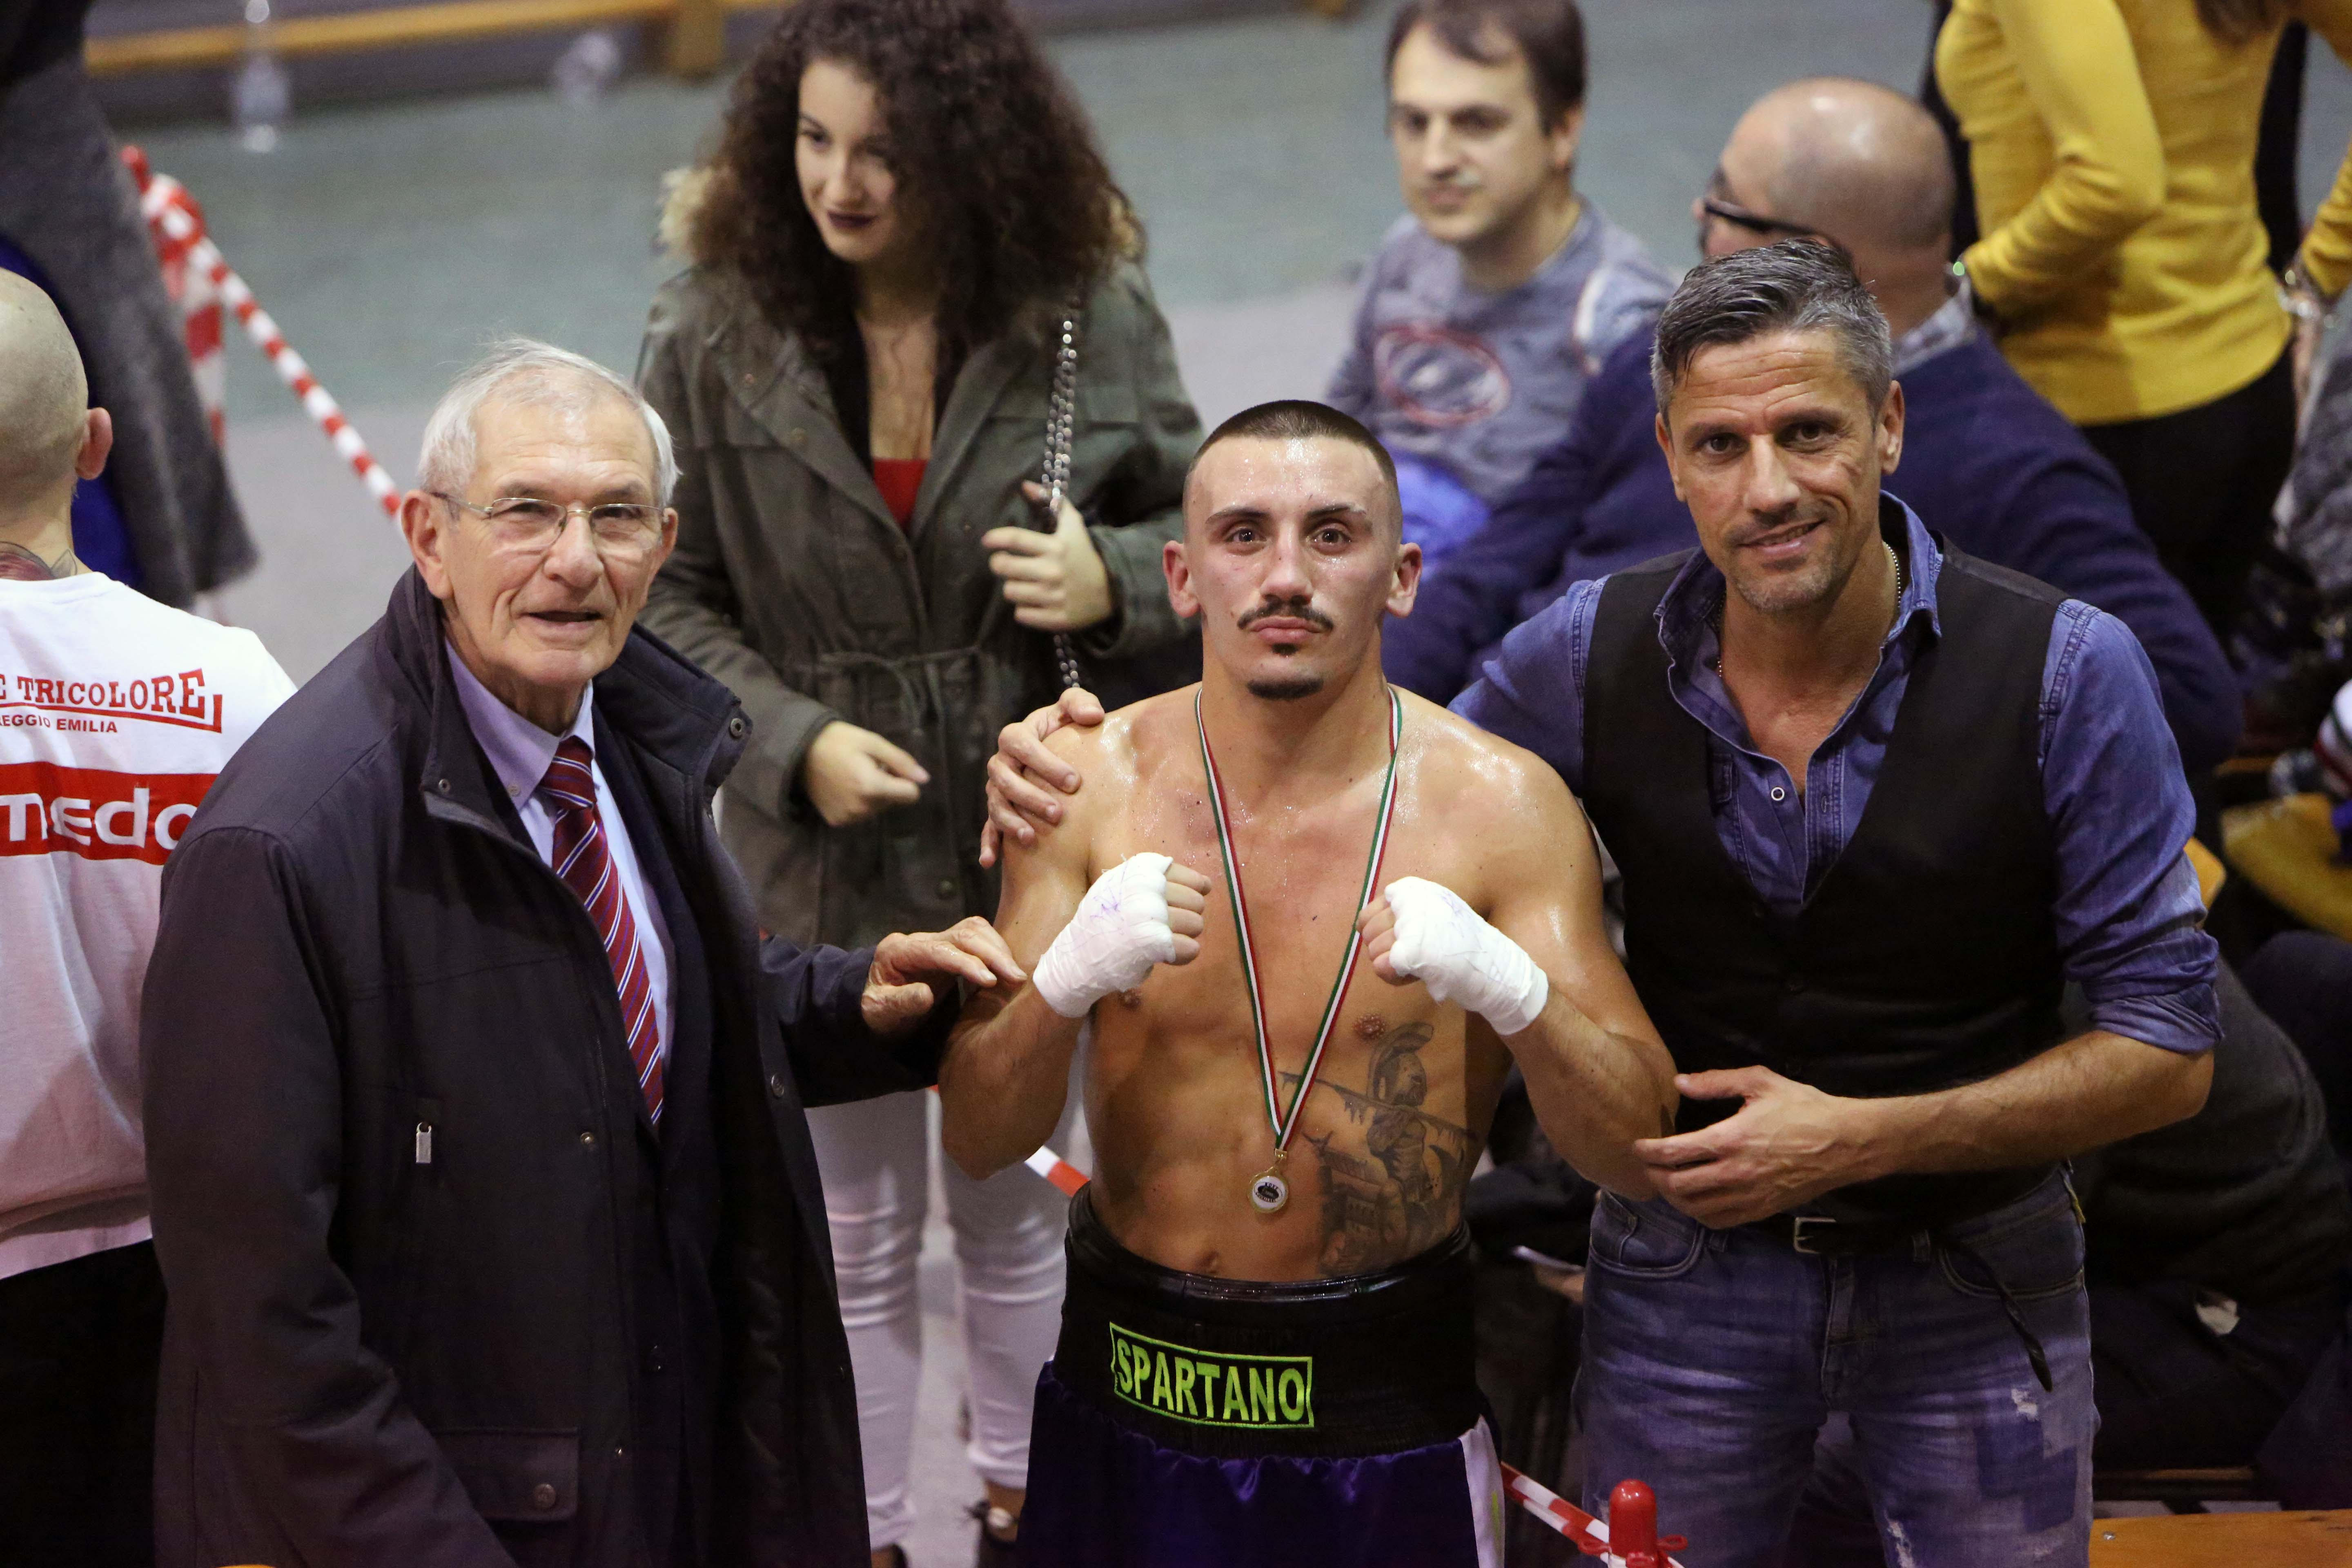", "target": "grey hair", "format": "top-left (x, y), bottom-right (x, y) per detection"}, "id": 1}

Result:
top-left (1650, 238), bottom-right (1892, 418)
top-left (416, 336), bottom-right (678, 506)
